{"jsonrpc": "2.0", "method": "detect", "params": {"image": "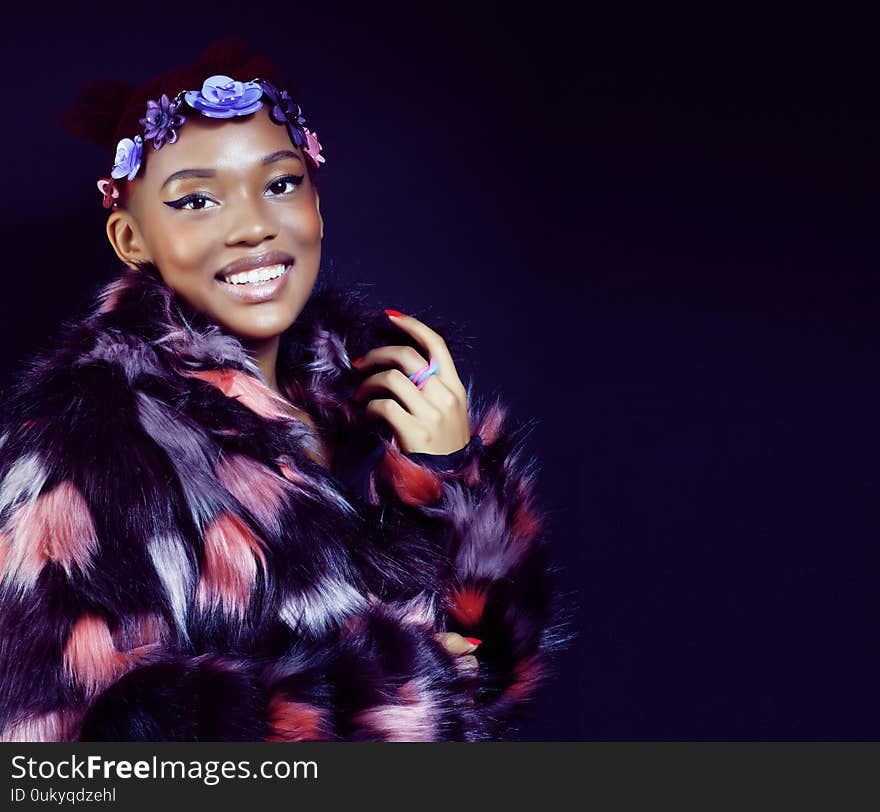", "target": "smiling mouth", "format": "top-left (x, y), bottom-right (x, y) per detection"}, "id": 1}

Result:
top-left (217, 263), bottom-right (292, 285)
